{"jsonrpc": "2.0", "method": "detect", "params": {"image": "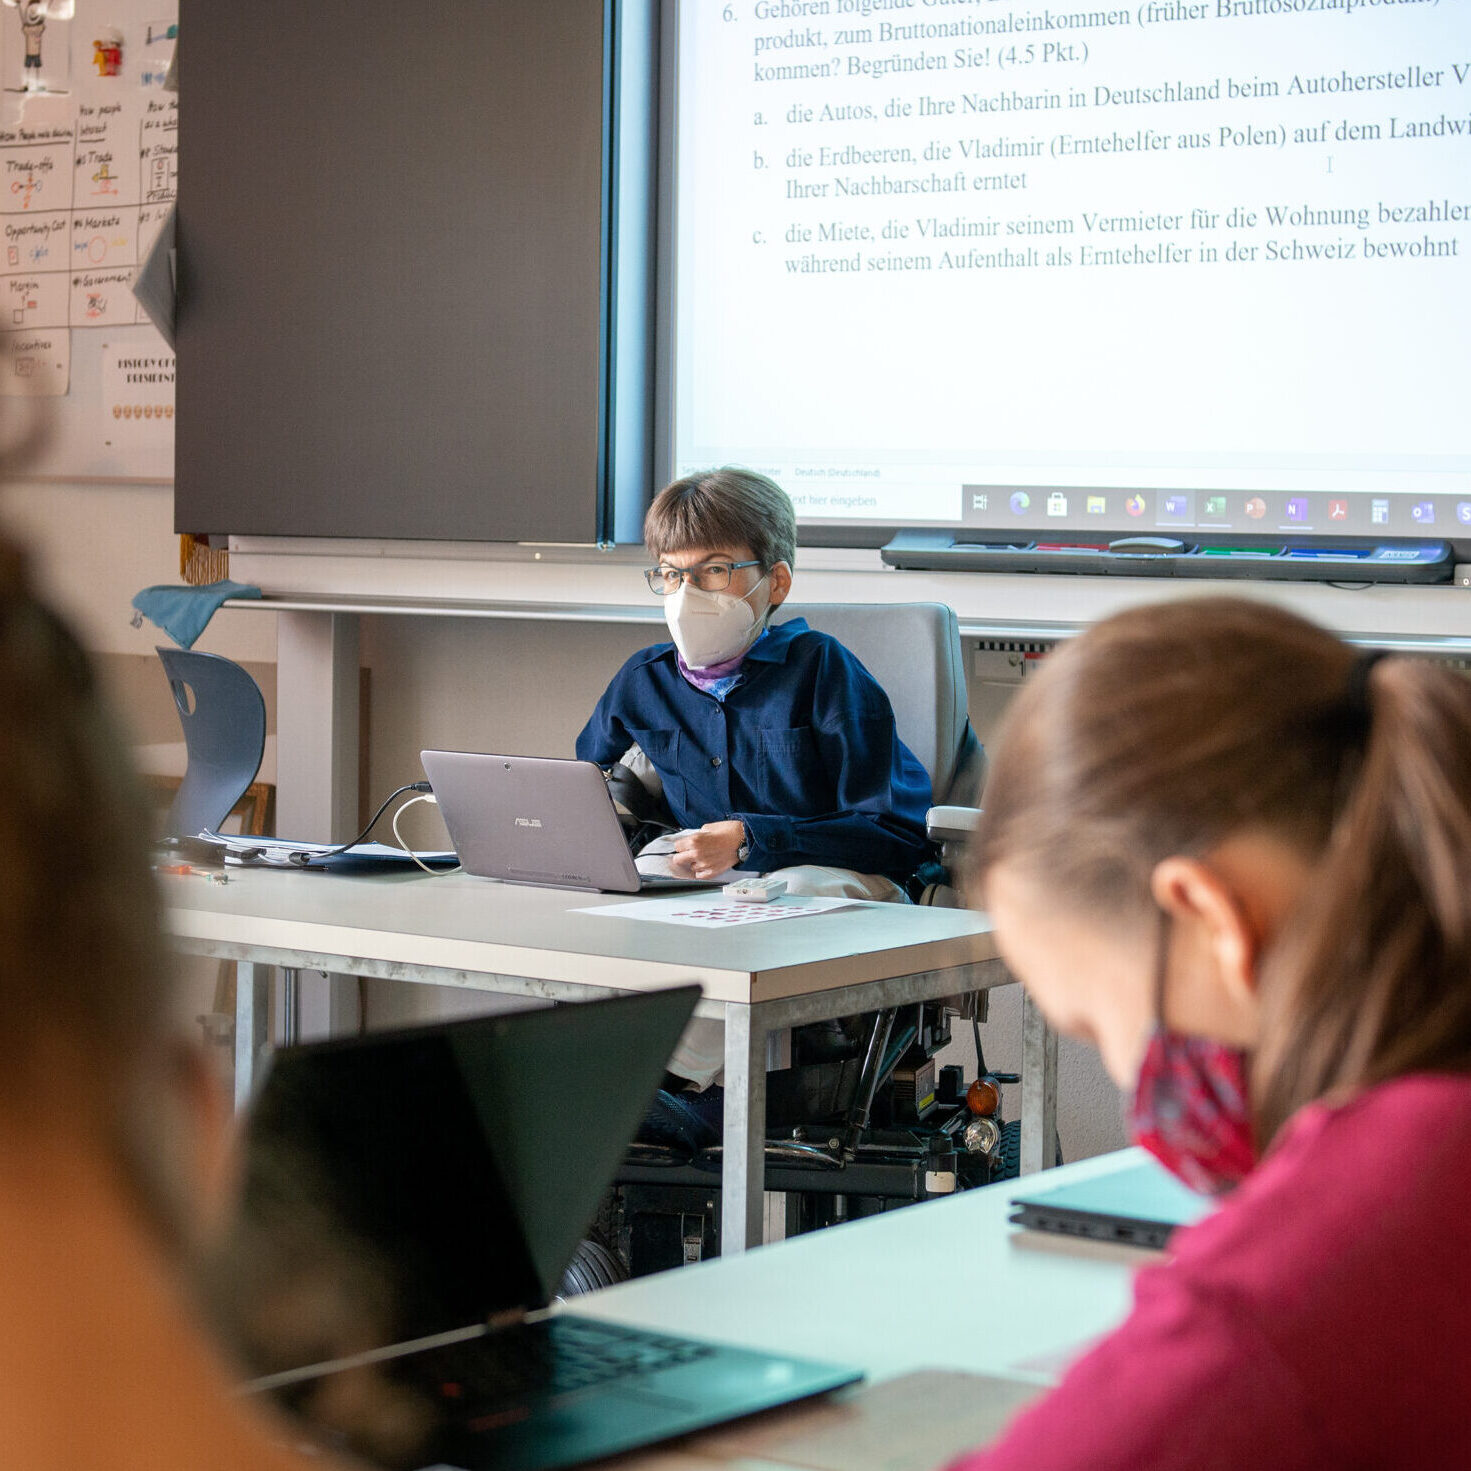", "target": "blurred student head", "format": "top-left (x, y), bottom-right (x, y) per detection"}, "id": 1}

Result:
top-left (969, 596), bottom-right (1471, 1148)
top-left (0, 533), bottom-right (231, 1248)
top-left (0, 519), bottom-right (362, 1468)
